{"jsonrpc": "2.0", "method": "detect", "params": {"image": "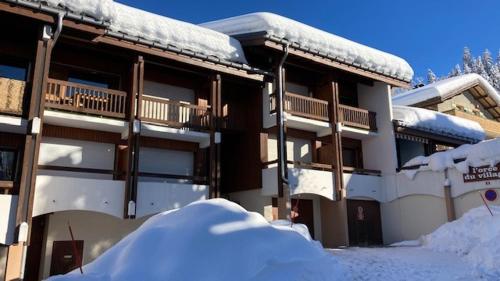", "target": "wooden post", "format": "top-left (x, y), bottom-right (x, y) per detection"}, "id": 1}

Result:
top-left (443, 170), bottom-right (456, 221)
top-left (330, 81), bottom-right (344, 199)
top-left (8, 30), bottom-right (53, 280)
top-left (124, 56), bottom-right (144, 218)
top-left (208, 74), bottom-right (221, 198)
